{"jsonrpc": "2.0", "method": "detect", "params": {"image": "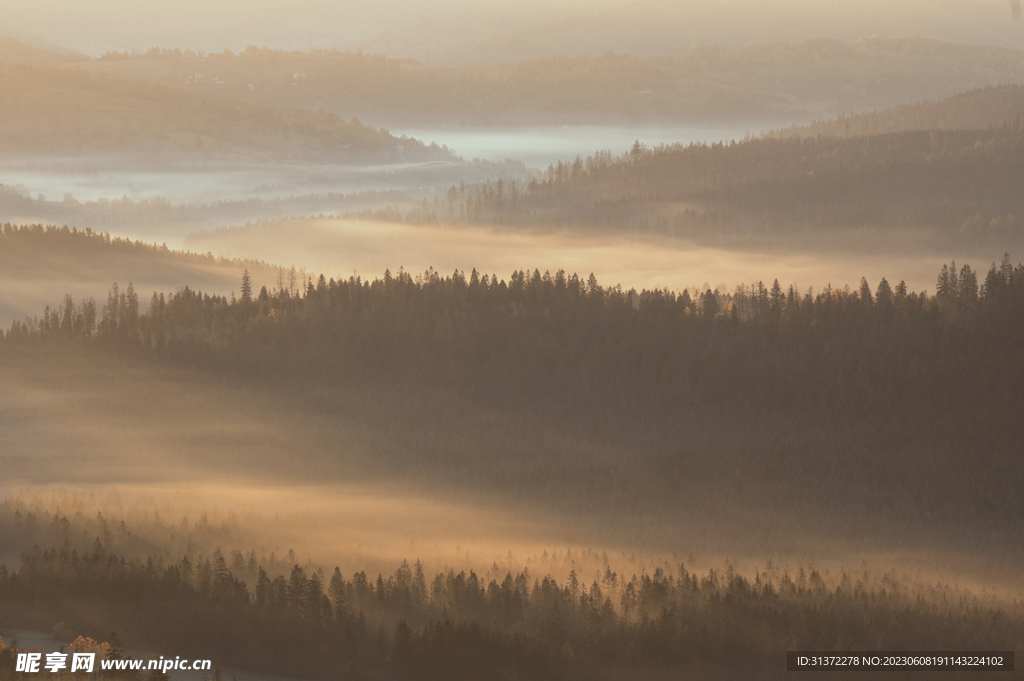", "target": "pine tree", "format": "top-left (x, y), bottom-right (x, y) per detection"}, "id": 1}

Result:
top-left (240, 269), bottom-right (253, 305)
top-left (104, 283), bottom-right (121, 338)
top-left (958, 264), bottom-right (978, 306)
top-left (875, 278), bottom-right (894, 321)
top-left (769, 279), bottom-right (784, 320)
top-left (329, 567), bottom-right (348, 616)
top-left (124, 283), bottom-right (139, 340)
top-left (858, 277), bottom-right (873, 306)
